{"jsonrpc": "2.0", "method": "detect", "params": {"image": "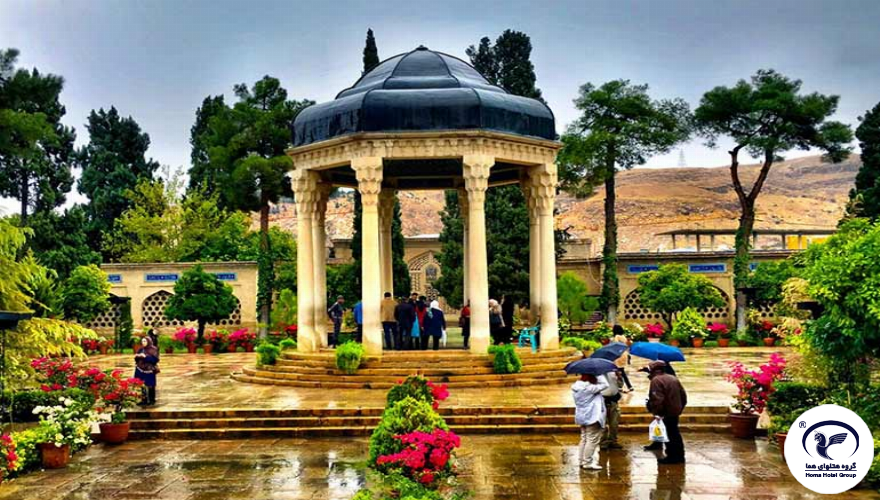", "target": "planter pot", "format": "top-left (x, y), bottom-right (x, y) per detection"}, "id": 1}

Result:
top-left (648, 338), bottom-right (661, 343)
top-left (729, 413), bottom-right (760, 439)
top-left (164, 347), bottom-right (174, 354)
top-left (718, 338), bottom-right (730, 348)
top-left (227, 345), bottom-right (237, 353)
top-left (775, 432), bottom-right (787, 461)
top-left (202, 344), bottom-right (213, 354)
top-left (736, 340), bottom-right (748, 347)
top-left (692, 338), bottom-right (705, 348)
top-left (668, 339), bottom-right (680, 347)
top-left (186, 343), bottom-right (197, 354)
top-left (99, 422), bottom-right (131, 444)
top-left (600, 338), bottom-right (610, 345)
top-left (762, 338), bottom-right (776, 347)
top-left (99, 345), bottom-right (109, 355)
top-left (244, 343), bottom-right (254, 352)
top-left (38, 443), bottom-right (71, 469)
